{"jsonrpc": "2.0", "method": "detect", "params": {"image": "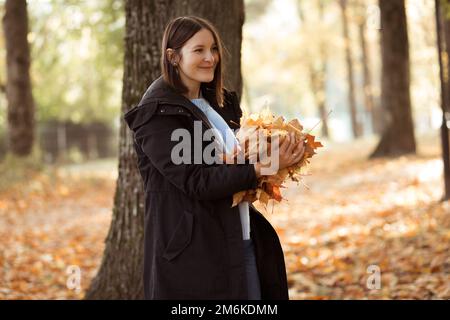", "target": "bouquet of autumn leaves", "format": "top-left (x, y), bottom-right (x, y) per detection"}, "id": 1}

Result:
top-left (226, 109), bottom-right (323, 209)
